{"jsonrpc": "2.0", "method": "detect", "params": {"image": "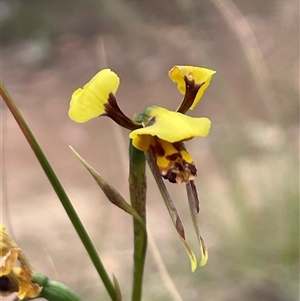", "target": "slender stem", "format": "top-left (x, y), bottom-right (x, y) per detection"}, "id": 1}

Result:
top-left (129, 143), bottom-right (147, 301)
top-left (0, 84), bottom-right (117, 301)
